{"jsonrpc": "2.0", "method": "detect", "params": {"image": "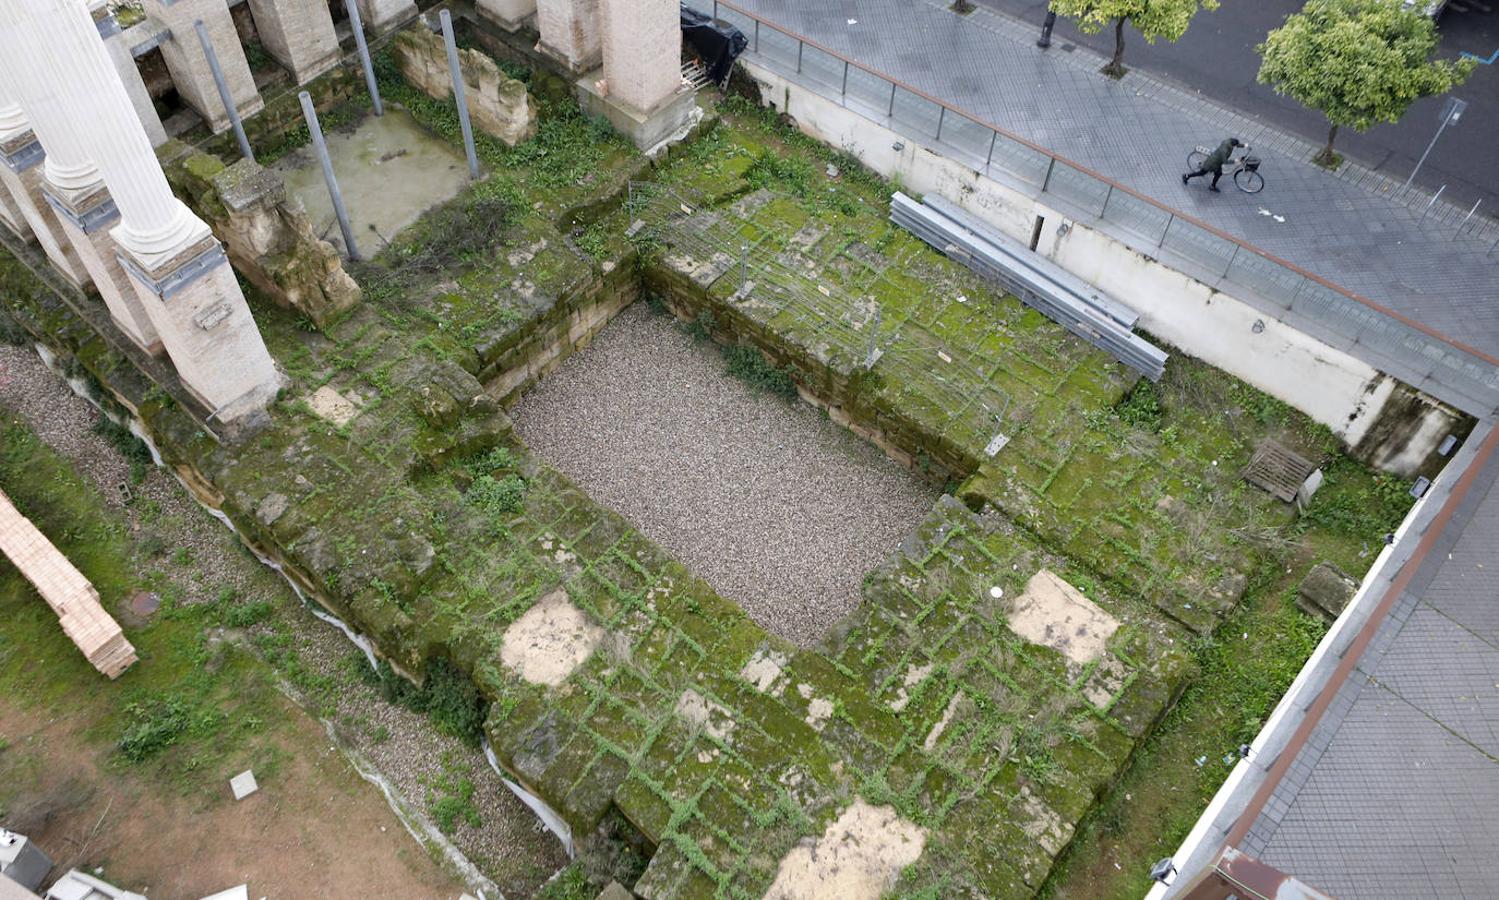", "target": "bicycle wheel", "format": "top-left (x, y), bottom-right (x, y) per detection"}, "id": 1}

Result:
top-left (1235, 169), bottom-right (1264, 194)
top-left (1186, 150), bottom-right (1206, 171)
